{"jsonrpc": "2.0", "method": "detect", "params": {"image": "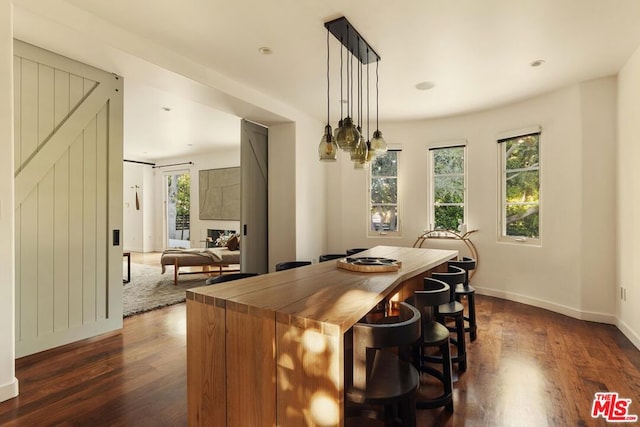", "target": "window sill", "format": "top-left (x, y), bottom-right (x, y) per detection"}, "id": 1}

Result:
top-left (498, 237), bottom-right (541, 247)
top-left (368, 232), bottom-right (402, 238)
